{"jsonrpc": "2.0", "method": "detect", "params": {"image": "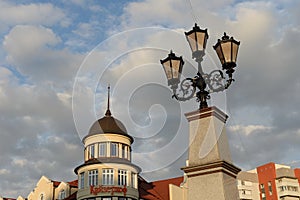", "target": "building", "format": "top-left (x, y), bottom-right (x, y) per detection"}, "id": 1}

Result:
top-left (3, 103), bottom-right (243, 200)
top-left (10, 89), bottom-right (300, 200)
top-left (1, 175), bottom-right (78, 200)
top-left (237, 171), bottom-right (260, 200)
top-left (237, 162), bottom-right (300, 200)
top-left (74, 100), bottom-right (141, 200)
top-left (258, 163), bottom-right (300, 200)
